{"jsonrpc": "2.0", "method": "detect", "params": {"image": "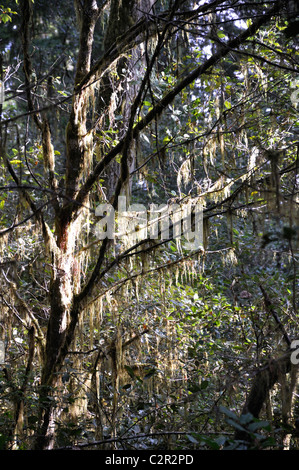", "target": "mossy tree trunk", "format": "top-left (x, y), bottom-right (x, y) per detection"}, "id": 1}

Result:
top-left (34, 0), bottom-right (100, 450)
